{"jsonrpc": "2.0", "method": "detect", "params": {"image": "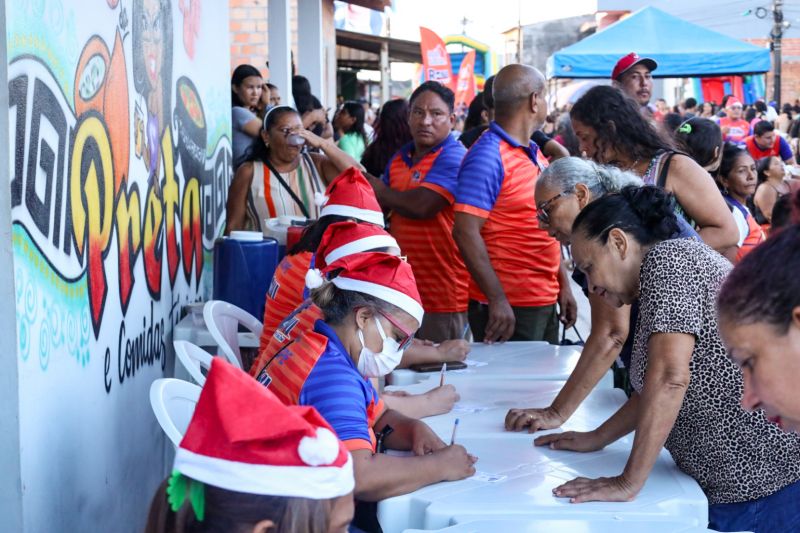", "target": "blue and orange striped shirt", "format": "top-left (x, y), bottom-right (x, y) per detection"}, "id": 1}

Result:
top-left (383, 136), bottom-right (468, 313)
top-left (454, 122), bottom-right (560, 307)
top-left (259, 319), bottom-right (386, 452)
